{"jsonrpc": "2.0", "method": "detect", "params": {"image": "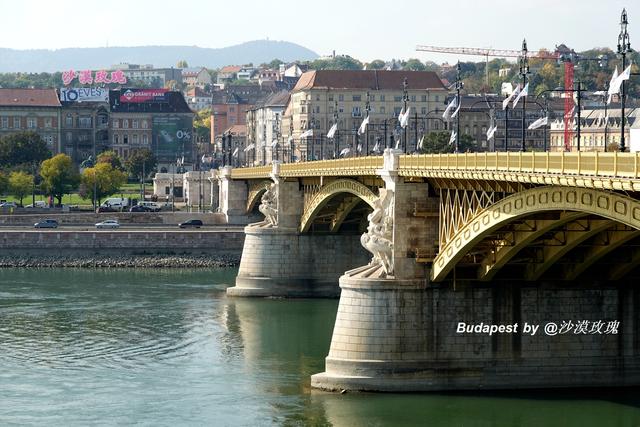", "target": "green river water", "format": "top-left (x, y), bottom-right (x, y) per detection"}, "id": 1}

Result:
top-left (1, 268), bottom-right (640, 426)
